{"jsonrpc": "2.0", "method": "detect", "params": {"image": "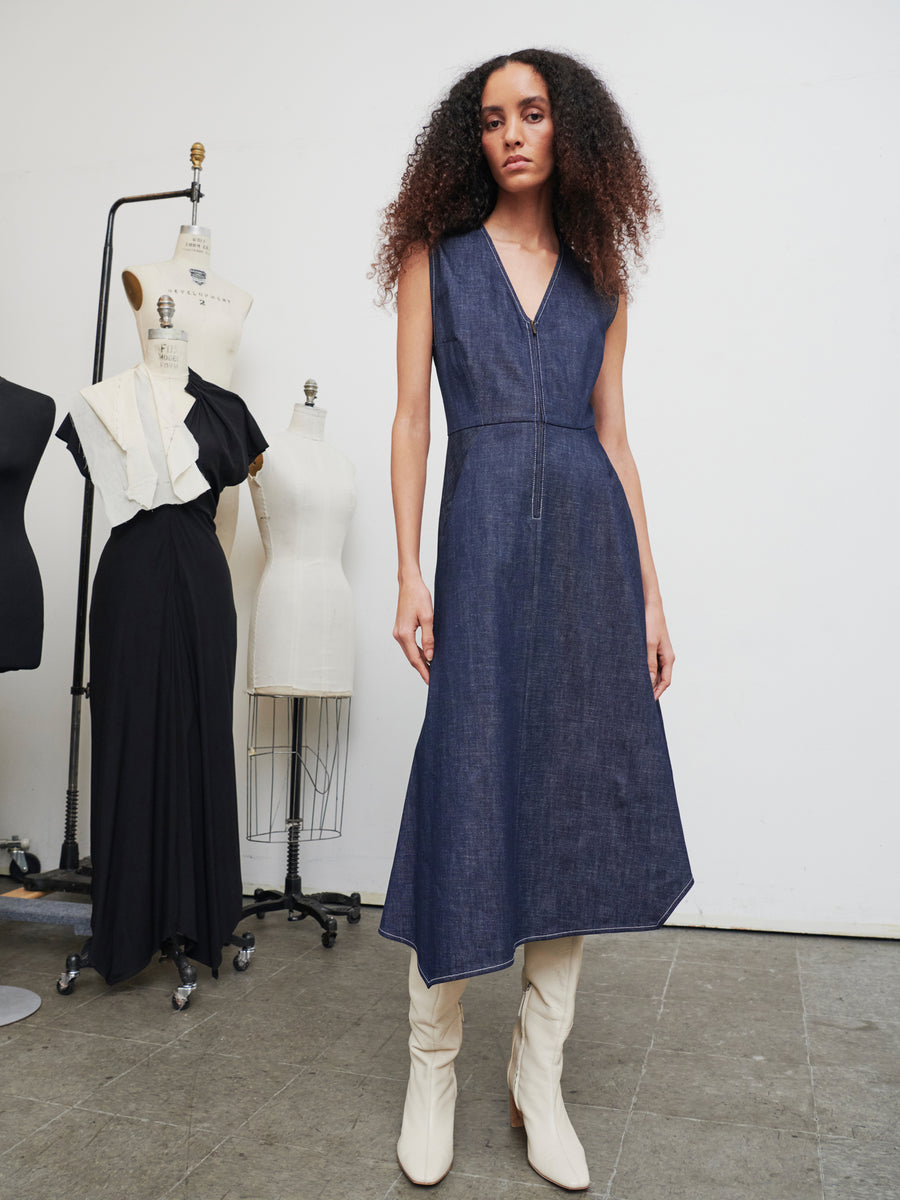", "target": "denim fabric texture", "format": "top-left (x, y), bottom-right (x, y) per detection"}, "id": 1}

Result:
top-left (379, 226), bottom-right (693, 986)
